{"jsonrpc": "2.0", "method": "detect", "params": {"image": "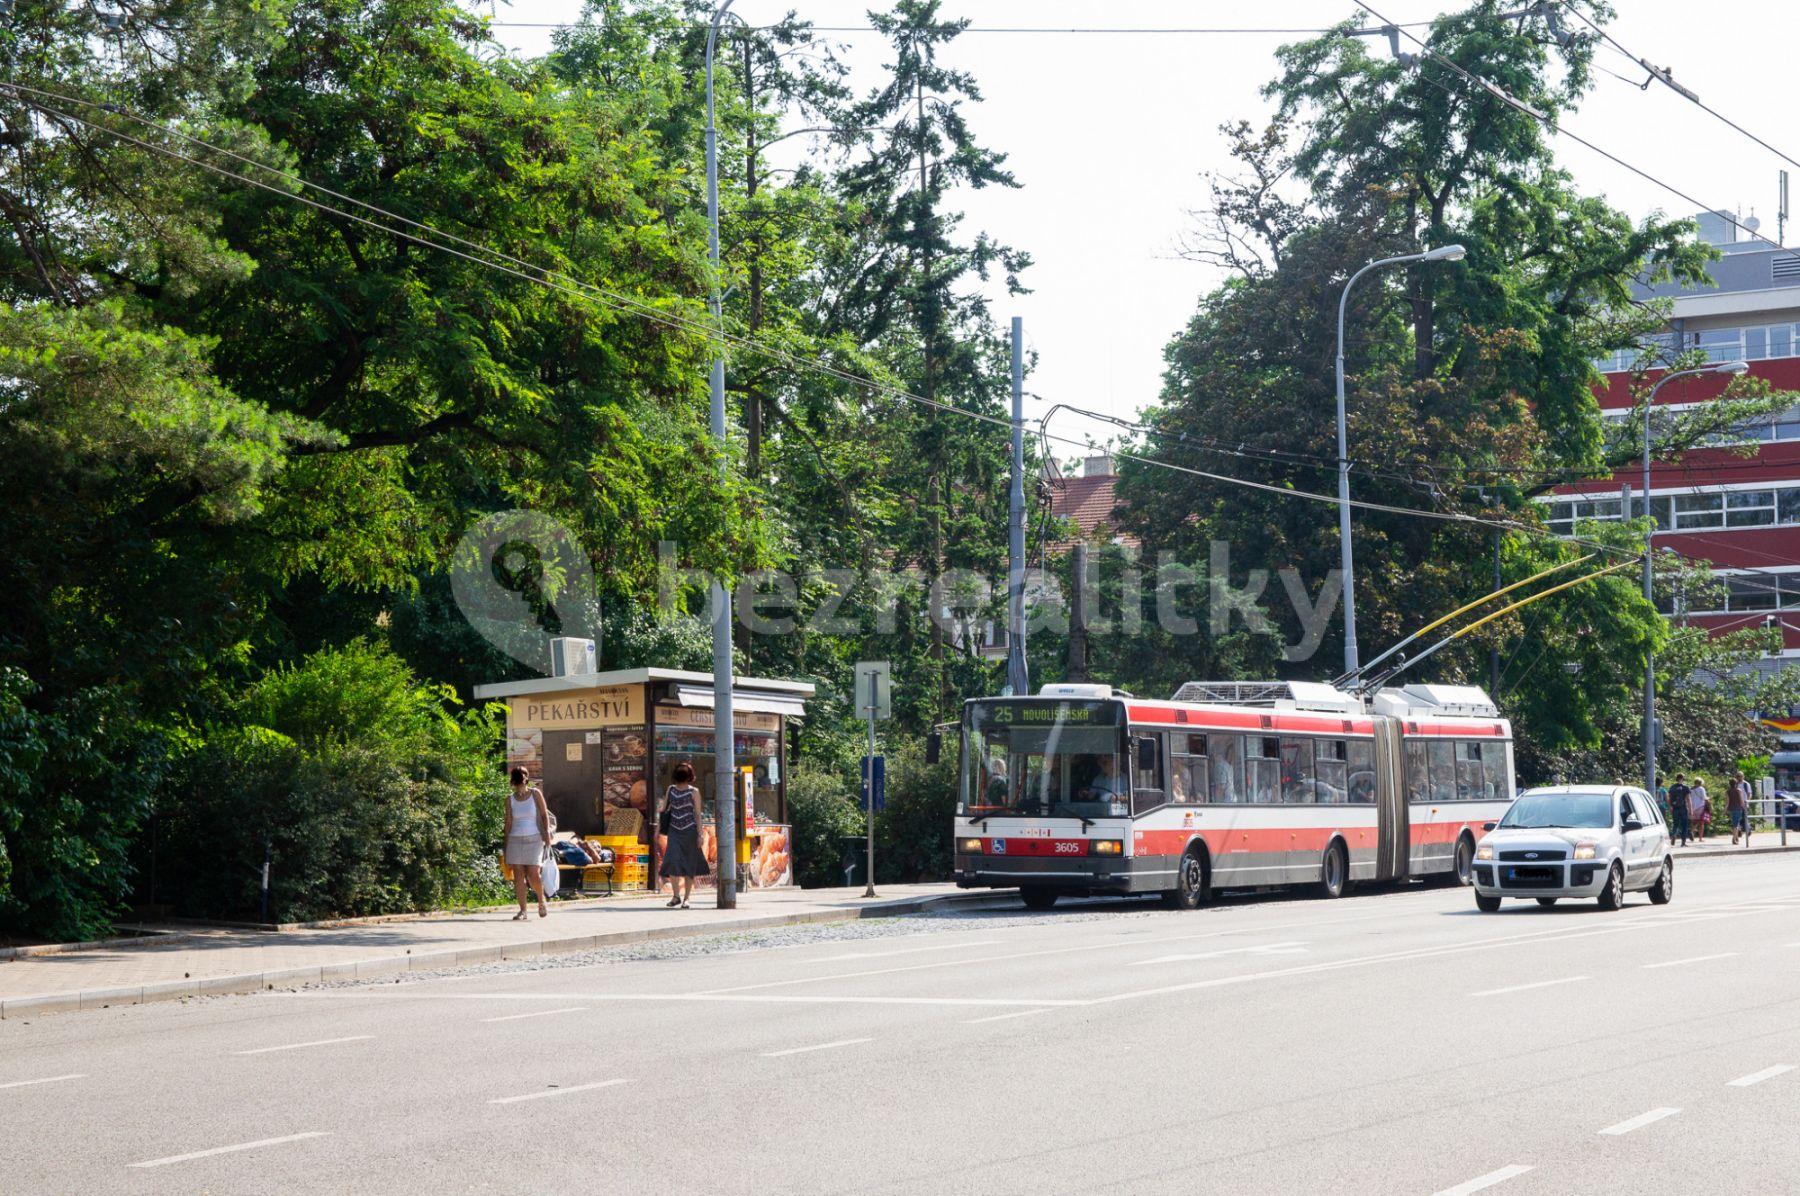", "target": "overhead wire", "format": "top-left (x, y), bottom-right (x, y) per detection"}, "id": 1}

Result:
top-left (1558, 3), bottom-right (1800, 177)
